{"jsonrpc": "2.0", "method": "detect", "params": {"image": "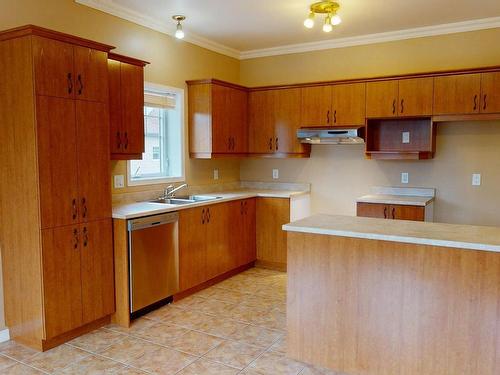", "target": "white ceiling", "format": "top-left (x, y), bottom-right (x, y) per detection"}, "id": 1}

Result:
top-left (77, 0), bottom-right (500, 59)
